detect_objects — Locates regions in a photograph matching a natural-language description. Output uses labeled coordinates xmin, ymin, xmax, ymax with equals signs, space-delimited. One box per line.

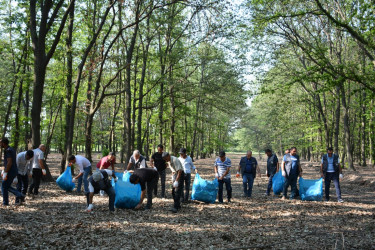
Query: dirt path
xmin=1 ymin=153 xmax=374 ymax=249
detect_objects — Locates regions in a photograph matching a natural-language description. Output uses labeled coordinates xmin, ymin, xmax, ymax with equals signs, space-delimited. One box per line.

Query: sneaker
xmin=227 ymin=199 xmax=231 ymax=203
xmin=264 ymin=193 xmax=270 ymax=196
xmin=281 ymin=196 xmax=286 ymax=200
xmin=338 ymin=199 xmax=344 ymax=203
xmin=169 ymin=207 xmax=178 ymax=213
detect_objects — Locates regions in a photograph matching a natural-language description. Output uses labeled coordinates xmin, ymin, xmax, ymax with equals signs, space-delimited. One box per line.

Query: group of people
xmin=1 ymin=137 xmax=344 ymax=212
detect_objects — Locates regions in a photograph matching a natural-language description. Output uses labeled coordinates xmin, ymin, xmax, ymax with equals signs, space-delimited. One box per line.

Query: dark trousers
xmin=242 ymin=173 xmax=254 ymax=197
xmin=182 ymin=173 xmax=191 ymax=201
xmin=266 ymin=174 xmax=274 ymax=195
xmin=283 ymin=174 xmax=298 ymax=198
xmin=218 ymin=178 xmax=232 ymax=202
xmin=325 ymin=172 xmax=342 ymax=200
xmin=16 ymin=174 xmax=29 ymax=202
xmin=103 ymin=186 xmax=116 ymax=211
xmin=172 ymin=173 xmax=184 ymax=209
xmin=146 ymin=175 xmax=159 ymax=208
xmin=2 ymin=172 xmax=23 ymax=205
xmin=154 ymin=169 xmax=166 ymax=198
xmin=29 ymin=168 xmax=42 ymax=195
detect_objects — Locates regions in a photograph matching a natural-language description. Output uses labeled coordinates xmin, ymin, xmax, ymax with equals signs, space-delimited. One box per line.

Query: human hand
xmin=215 ymin=173 xmax=219 ymax=179
xmin=339 ymin=173 xmax=343 ymax=179
xmin=236 ymin=172 xmax=240 ymax=178
xmin=195 ymin=169 xmax=198 ymax=174
xmin=72 ymin=178 xmax=77 ymax=183
xmin=135 ymin=204 xmax=143 ymax=210
xmin=87 ymin=204 xmax=94 ymax=212
xmin=114 ymin=177 xmax=118 ymax=183
xmin=42 ymin=169 xmax=46 ymax=175
xmin=173 ymin=181 xmax=179 ymax=188
xmin=2 ymin=171 xmax=8 ymax=181
xmin=282 ymin=171 xmax=286 ymax=177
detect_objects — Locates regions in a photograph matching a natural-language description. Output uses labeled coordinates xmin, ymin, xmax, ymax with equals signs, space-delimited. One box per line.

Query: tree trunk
xmin=341 ymin=84 xmax=355 ymax=170
xmin=334 ymin=85 xmax=341 ymax=154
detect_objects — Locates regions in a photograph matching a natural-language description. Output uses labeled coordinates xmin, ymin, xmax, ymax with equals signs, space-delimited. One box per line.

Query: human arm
xmin=219 ymin=167 xmax=230 ymax=180
xmin=135 ymin=190 xmax=146 ymax=209
xmin=126 ymin=162 xmax=133 ymax=171
xmin=276 ymin=161 xmax=280 ymax=173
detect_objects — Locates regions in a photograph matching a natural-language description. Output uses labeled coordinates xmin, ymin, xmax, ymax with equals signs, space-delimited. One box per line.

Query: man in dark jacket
xmin=320 ymin=147 xmax=343 ymax=203
xmin=130 ymin=168 xmax=159 ymax=210
xmin=237 ymin=151 xmax=261 ymax=198
xmin=265 ymin=149 xmax=279 ymax=196
xmin=86 ymin=170 xmax=117 ymax=212
xmin=281 ymin=147 xmax=302 ymax=200
xmin=150 ymin=145 xmax=167 ymax=198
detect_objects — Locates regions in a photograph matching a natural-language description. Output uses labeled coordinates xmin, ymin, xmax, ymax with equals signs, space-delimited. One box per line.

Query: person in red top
xmin=96 ymin=152 xmax=116 ymax=171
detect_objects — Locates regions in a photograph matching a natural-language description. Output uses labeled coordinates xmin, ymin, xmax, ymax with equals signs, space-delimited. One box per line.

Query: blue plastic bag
xmin=56 ymin=166 xmax=75 ymax=192
xmin=299 ymin=177 xmax=323 ymax=201
xmin=191 ymin=173 xmax=218 ymax=204
xmin=272 ymin=169 xmax=285 ymax=195
xmin=114 ymin=172 xmax=141 ymax=209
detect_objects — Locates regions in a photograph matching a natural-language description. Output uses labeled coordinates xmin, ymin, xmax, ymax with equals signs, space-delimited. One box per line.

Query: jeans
xmin=154 ymin=169 xmax=166 ymax=198
xmin=283 ymin=174 xmax=298 ymax=199
xmin=16 ymin=174 xmax=29 ymax=203
xmin=2 ymin=171 xmax=23 ymax=205
xmin=242 ymin=173 xmax=254 ymax=197
xmin=182 ymin=173 xmax=191 ymax=201
xmin=146 ymin=175 xmax=159 ymax=208
xmin=325 ymin=172 xmax=342 ymax=200
xmin=218 ymin=178 xmax=232 ymax=202
xmin=76 ymin=166 xmax=91 ymax=194
xmin=29 ymin=168 xmax=42 ymax=195
xmin=172 ymin=172 xmax=184 ymax=209
xmin=103 ymin=186 xmax=116 ymax=211
xmin=266 ymin=174 xmax=274 ymax=195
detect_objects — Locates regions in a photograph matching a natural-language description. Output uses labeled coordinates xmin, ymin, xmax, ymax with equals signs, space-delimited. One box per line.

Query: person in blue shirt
xmin=214 ymin=151 xmax=232 ymax=203
xmin=237 ymin=151 xmax=261 ymax=198
xmin=1 ymin=138 xmax=25 ymax=206
xmin=320 ymin=147 xmax=343 ymax=203
xmin=281 ymin=147 xmax=302 ymax=200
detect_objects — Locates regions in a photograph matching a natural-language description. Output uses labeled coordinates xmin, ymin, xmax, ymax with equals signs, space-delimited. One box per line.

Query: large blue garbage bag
xmin=56 ymin=166 xmax=75 ymax=192
xmin=299 ymin=177 xmax=323 ymax=201
xmin=191 ymin=173 xmax=219 ymax=204
xmin=272 ymin=169 xmax=285 ymax=195
xmin=114 ymin=172 xmax=141 ymax=209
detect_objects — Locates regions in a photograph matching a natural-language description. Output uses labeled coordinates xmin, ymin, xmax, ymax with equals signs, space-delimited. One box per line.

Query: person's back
xmin=5 ymin=146 xmax=17 ymax=175
xmin=32 ymin=148 xmax=44 ymax=169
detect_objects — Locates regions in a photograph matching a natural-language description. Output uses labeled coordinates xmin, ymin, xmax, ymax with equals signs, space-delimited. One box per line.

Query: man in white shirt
xmin=163 ymin=152 xmax=184 ymax=213
xmin=178 ymin=148 xmax=197 ymax=203
xmin=28 ymin=144 xmax=46 ymax=197
xmin=68 ymin=155 xmax=92 ymax=194
xmin=15 ymin=150 xmax=34 ymax=204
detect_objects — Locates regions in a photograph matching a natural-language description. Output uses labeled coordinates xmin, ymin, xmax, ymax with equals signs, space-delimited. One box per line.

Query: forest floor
xmin=1 ymin=153 xmax=375 ymax=249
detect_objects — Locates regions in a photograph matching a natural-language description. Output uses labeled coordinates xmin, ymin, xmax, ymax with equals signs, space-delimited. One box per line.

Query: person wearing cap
xmin=215 ymin=151 xmax=232 ymax=203
xmin=150 ymin=145 xmax=167 ymax=198
xmin=320 ymin=147 xmax=344 ymax=203
xmin=163 ymin=152 xmax=184 ymax=213
xmin=237 ymin=151 xmax=260 ymax=198
xmin=15 ymin=150 xmax=34 ymax=204
xmin=178 ymin=148 xmax=197 ymax=203
xmin=86 ymin=169 xmax=117 ymax=212
xmin=68 ymin=155 xmax=92 ymax=194
xmin=28 ymin=144 xmax=46 ymax=197
xmin=129 ymin=168 xmax=159 ymax=210
xmin=126 ymin=150 xmax=148 ymax=171
xmin=264 ymin=149 xmax=279 ymax=196
xmin=96 ymin=152 xmax=116 ymax=171
xmin=1 ymin=138 xmax=25 ymax=206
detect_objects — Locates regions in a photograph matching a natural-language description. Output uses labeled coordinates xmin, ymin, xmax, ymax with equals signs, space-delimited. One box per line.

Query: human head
xmin=0 ymin=138 xmax=9 ymax=148
xmin=290 ymin=147 xmax=297 ymax=156
xmin=219 ymin=151 xmax=226 ymax=161
xmin=157 ymin=144 xmax=164 ymax=153
xmin=68 ymin=155 xmax=76 ymax=164
xmin=179 ymin=148 xmax=187 ymax=158
xmin=108 ymin=152 xmax=116 ymax=161
xmin=162 ymin=152 xmax=170 ymax=162
xmin=39 ymin=144 xmax=46 ymax=152
xmin=327 ymin=147 xmax=333 ymax=156
xmin=133 ymin=150 xmax=140 ymax=160
xmin=92 ymin=171 xmax=102 ymax=182
xmin=26 ymin=150 xmax=34 ymax=160
xmin=265 ymin=149 xmax=272 ymax=157
xmin=129 ymin=174 xmax=140 ymax=184
xmin=285 ymin=149 xmax=290 ymax=154
xmin=246 ymin=151 xmax=252 ymax=158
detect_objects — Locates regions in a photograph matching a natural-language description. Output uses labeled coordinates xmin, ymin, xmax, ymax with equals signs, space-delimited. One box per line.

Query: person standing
xmin=178 ymin=148 xmax=197 ymax=203
xmin=126 ymin=150 xmax=148 ymax=171
xmin=281 ymin=147 xmax=302 ymax=200
xmin=150 ymin=145 xmax=167 ymax=198
xmin=86 ymin=170 xmax=117 ymax=212
xmin=28 ymin=144 xmax=47 ymax=197
xmin=96 ymin=152 xmax=116 ymax=171
xmin=129 ymin=168 xmax=159 ymax=210
xmin=237 ymin=151 xmax=260 ymax=198
xmin=15 ymin=150 xmax=34 ymax=204
xmin=320 ymin=147 xmax=344 ymax=203
xmin=265 ymin=149 xmax=279 ymax=196
xmin=215 ymin=151 xmax=232 ymax=203
xmin=1 ymin=138 xmax=25 ymax=206
xmin=163 ymin=152 xmax=184 ymax=213
xmin=69 ymin=155 xmax=92 ymax=194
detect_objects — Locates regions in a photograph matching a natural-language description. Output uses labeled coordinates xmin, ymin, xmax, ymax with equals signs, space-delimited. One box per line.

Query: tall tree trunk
xmin=334 ymin=86 xmax=341 ymax=154
xmin=341 ymin=84 xmax=355 ymax=170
